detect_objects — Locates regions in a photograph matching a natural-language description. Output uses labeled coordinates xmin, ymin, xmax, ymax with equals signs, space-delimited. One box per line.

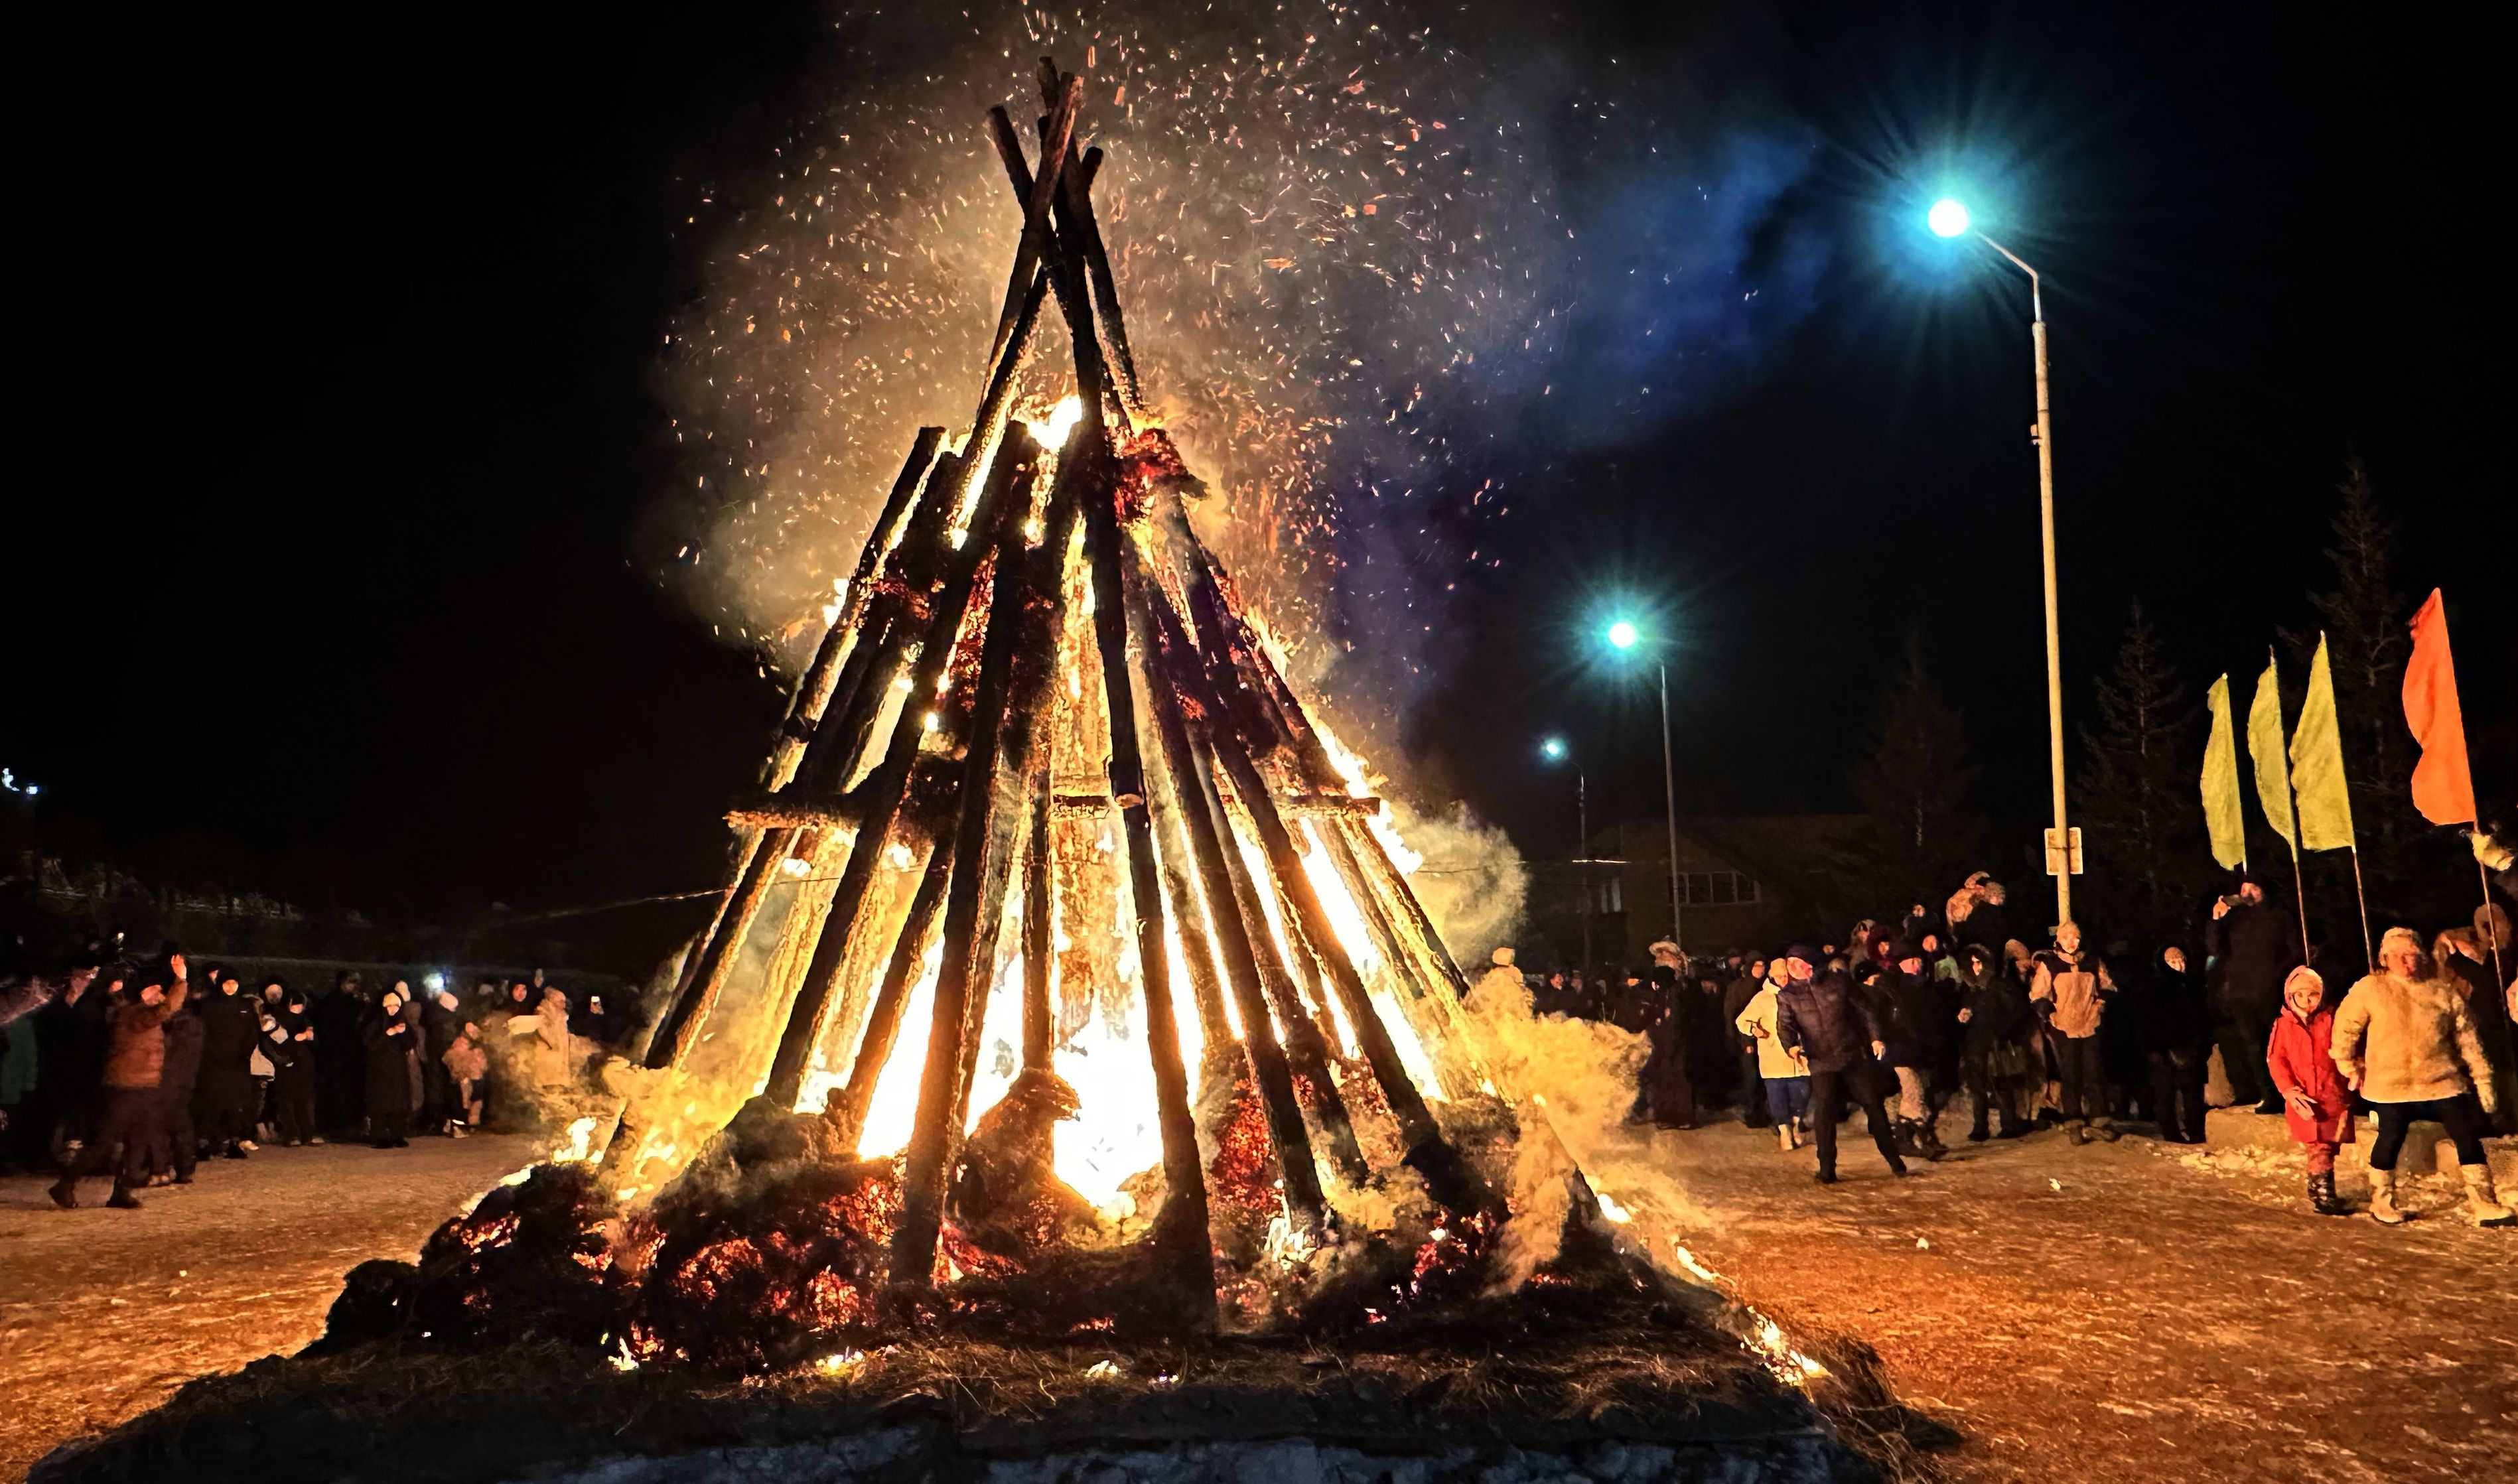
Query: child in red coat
xmin=2266 ymin=965 xmax=2355 ymax=1215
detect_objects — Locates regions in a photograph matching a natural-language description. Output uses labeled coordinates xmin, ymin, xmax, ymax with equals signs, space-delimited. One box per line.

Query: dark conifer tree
xmin=2282 ymin=456 xmax=2413 ymax=896
xmin=1844 ymin=630 xmax=1983 ymax=911
xmin=2074 ymin=604 xmax=2202 ymax=946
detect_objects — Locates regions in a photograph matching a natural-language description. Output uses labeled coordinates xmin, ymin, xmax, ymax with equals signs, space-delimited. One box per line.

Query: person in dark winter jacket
xmin=1880 ymin=944 xmax=1953 ymax=1160
xmin=362 ymin=986 xmax=417 ymax=1148
xmin=1774 ymin=946 xmax=1907 ymax=1184
xmin=1638 ymin=945 xmax=1697 ymax=1128
xmin=49 ymin=957 xmax=188 ymax=1209
xmin=265 ymin=982 xmax=320 ymax=1145
xmin=153 ymin=988 xmax=206 ymax=1182
xmin=2434 ymin=927 xmax=2516 ymax=1134
xmin=31 ymin=965 xmax=109 ymax=1158
xmin=421 ymin=986 xmax=465 ymax=1136
xmin=1955 ymin=944 xmax=2032 ymax=1141
xmin=193 ymin=969 xmax=261 ymax=1159
xmin=2127 ymin=947 xmax=2213 ymax=1143
xmin=314 ymin=973 xmax=370 ymax=1135
xmin=2207 ymin=876 xmax=2304 ymax=1114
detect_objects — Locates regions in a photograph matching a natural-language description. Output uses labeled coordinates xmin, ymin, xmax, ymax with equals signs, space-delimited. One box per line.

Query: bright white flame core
xmin=1032 ymin=394 xmax=1086 ymax=450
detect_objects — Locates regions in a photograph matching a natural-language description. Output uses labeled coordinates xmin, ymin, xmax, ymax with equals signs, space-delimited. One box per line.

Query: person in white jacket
xmin=1736 ymin=957 xmax=1811 ymax=1152
xmin=2330 ymin=926 xmax=2513 ymax=1228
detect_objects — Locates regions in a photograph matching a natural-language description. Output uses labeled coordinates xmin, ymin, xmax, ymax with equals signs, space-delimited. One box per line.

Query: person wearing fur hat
xmin=2330 ymin=927 xmax=2512 ymax=1227
xmin=2266 ymin=967 xmax=2354 ymax=1215
xmin=1944 ymin=872 xmax=2012 ymax=955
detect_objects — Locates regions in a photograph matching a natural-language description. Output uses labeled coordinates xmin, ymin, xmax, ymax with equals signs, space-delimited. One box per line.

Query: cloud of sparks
xmin=648 ymin=0 xmax=1823 ymax=757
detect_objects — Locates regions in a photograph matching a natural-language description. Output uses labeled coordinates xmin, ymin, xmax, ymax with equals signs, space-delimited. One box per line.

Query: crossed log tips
xmin=617 ymin=54 xmax=1505 ymax=1321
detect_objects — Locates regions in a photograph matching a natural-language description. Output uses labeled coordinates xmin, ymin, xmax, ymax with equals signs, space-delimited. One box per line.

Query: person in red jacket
xmin=2265 ymin=965 xmax=2353 ymax=1216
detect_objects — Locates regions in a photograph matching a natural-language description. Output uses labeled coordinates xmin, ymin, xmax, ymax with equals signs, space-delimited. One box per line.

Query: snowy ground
xmin=0 ymin=1135 xmax=538 ymax=1481
xmin=1582 ymin=1113 xmax=2518 ymax=1484
xmin=2 ymin=1116 xmax=2510 ymax=1483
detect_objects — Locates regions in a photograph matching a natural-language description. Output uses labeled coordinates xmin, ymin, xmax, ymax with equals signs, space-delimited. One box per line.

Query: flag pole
xmin=2482 ymin=856 xmax=2509 ymax=989
xmin=2269 ymin=647 xmax=2312 ymax=962
xmin=2346 ymin=846 xmax=2373 ymax=973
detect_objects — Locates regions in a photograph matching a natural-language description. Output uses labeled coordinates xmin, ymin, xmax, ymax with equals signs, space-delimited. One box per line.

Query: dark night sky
xmin=8 ymin=3 xmax=2510 ymax=937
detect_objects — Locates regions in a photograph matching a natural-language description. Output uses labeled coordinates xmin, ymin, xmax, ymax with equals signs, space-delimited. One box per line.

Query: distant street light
xmin=1927 ymin=197 xmax=2078 ymax=927
xmin=1540 ymin=736 xmax=1591 ymax=970
xmin=1602 ymin=619 xmax=1685 ymax=955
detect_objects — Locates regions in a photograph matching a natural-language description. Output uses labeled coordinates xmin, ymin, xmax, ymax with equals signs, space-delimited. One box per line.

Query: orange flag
xmin=2402 ymin=588 xmax=2476 ymax=826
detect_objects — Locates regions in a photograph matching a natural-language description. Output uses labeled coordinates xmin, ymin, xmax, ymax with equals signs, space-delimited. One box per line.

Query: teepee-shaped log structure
xmin=608 ymin=58 xmax=1522 ymax=1331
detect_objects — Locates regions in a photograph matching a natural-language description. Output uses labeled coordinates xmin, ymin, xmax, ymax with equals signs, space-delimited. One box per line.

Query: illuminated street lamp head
xmin=1927 ymin=198 xmax=1972 ymax=239
xmin=1606 ymin=620 xmax=1641 ymax=651
xmin=1540 ymin=736 xmax=1569 ymax=762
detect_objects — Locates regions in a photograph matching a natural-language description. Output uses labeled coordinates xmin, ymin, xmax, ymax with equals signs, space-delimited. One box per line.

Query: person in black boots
xmin=362 ymin=985 xmax=417 ymax=1148
xmin=1724 ymin=957 xmax=1772 ymax=1128
xmin=1881 ymin=943 xmax=1953 ymax=1160
xmin=1955 ymin=944 xmax=2032 ymax=1141
xmin=194 ymin=968 xmax=261 ymax=1159
xmin=2131 ymin=946 xmax=2213 ymax=1143
xmin=2207 ymin=874 xmax=2303 ymax=1114
xmin=153 ymin=980 xmax=206 ymax=1183
xmin=1775 ymin=945 xmax=1907 ymax=1185
xmin=2031 ymin=921 xmax=2120 ymax=1144
xmin=262 ymin=980 xmax=315 ymax=1144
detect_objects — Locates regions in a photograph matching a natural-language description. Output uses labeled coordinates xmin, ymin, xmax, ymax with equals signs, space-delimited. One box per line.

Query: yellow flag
xmin=2245 ymin=653 xmax=2296 ymax=856
xmin=2201 ymin=675 xmax=2247 ymax=870
xmin=2289 ymin=634 xmax=2356 ymax=850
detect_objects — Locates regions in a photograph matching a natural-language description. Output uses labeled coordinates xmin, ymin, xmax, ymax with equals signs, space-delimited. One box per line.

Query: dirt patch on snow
xmin=1590 ymin=1118 xmax=2517 ymax=1484
xmin=0 ymin=1136 xmax=541 ymax=1481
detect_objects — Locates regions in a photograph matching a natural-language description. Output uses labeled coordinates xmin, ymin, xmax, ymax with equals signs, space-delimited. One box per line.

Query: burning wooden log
xmin=1077 ymin=434 xmax=1214 ymax=1323
xmin=760 ymin=442 xmax=1038 ymax=1109
xmin=1128 ymin=548 xmax=1328 ymax=1232
xmin=822 ymin=833 xmax=949 ymax=1147
xmin=891 ymin=444 xmax=1060 ymax=1296
xmin=636 ymin=429 xmax=947 ymax=1076
xmin=1018 ymin=767 xmax=1054 ymax=1070
xmin=1141 ymin=584 xmax=1492 ymax=1217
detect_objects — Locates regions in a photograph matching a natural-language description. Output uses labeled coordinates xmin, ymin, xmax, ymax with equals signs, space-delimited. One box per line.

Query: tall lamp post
xmin=1540 ymin=736 xmax=1591 ymax=971
xmin=1606 ymin=620 xmax=1685 ymax=955
xmin=1929 ymin=197 xmax=2077 ymax=926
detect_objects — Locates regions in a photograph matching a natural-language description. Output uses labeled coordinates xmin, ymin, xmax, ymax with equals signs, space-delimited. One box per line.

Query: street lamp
xmin=1929 ymin=196 xmax=2077 ymax=927
xmin=1603 ymin=618 xmax=1685 ymax=955
xmin=1539 ymin=736 xmax=1591 ymax=971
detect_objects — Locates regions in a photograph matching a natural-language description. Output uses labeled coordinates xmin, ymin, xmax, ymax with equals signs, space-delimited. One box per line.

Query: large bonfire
xmin=323 ymin=57 xmax=1762 ymax=1379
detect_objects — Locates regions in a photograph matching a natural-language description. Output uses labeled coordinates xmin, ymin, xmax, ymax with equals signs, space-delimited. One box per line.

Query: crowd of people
xmin=1480 ymin=866 xmax=2518 ymax=1227
xmin=0 ymin=945 xmax=629 ymax=1210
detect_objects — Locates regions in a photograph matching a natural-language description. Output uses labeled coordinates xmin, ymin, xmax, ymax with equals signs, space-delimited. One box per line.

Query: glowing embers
xmin=620 ymin=1156 xmax=905 ymax=1371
